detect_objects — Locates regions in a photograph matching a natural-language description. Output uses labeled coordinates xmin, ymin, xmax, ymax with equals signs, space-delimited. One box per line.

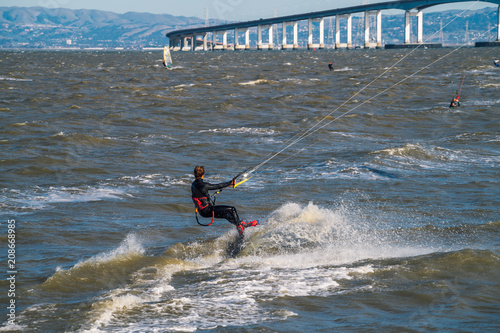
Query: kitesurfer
xmin=328 ymin=62 xmax=334 ymax=71
xmin=191 ymin=166 xmax=258 ymax=234
xmin=494 ymin=60 xmax=499 ymax=67
xmin=449 ymin=97 xmax=460 ymax=108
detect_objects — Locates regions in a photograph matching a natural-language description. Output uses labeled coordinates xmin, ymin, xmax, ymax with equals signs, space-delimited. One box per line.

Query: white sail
xmin=163 ymin=46 xmax=172 ymax=68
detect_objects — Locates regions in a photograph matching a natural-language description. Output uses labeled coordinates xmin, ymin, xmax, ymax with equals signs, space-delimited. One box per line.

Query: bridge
xmin=166 ymin=0 xmax=500 ymax=51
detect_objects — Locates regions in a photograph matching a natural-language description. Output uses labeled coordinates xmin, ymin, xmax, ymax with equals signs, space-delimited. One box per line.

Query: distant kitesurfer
xmin=494 ymin=60 xmax=499 ymax=67
xmin=191 ymin=166 xmax=258 ymax=234
xmin=449 ymin=97 xmax=460 ymax=108
xmin=328 ymin=62 xmax=334 ymax=71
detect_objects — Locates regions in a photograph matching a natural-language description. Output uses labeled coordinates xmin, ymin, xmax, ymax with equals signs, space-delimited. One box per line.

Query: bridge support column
xmin=258 ymin=24 xmax=273 ymax=50
xmin=405 ymin=10 xmax=423 ymax=44
xmin=202 ymin=33 xmax=208 ymax=51
xmin=173 ymin=37 xmax=180 ymax=51
xmin=223 ymin=31 xmax=228 ymax=50
xmin=235 ymin=28 xmax=241 ymax=50
xmin=364 ymin=10 xmax=382 ymax=48
xmin=244 ymin=28 xmax=250 ymax=49
xmin=182 ymin=36 xmax=190 ymax=51
xmin=194 ymin=34 xmax=206 ymax=51
xmin=417 ymin=10 xmax=423 ymax=43
xmin=282 ymin=21 xmax=298 ymax=50
xmin=376 ymin=10 xmax=382 ymax=48
xmin=212 ymin=31 xmax=228 ymax=50
xmin=335 ymin=14 xmax=352 ymax=49
xmin=497 ymin=5 xmax=500 ymax=41
xmin=235 ymin=28 xmax=250 ymax=50
xmin=308 ymin=17 xmax=325 ymax=49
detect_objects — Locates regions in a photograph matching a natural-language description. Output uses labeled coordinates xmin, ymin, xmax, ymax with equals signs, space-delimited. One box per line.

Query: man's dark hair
xmin=194 ymin=166 xmax=205 ymax=179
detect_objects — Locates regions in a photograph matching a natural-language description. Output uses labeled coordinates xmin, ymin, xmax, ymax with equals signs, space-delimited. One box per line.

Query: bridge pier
xmin=203 ymin=33 xmax=208 ymax=51
xmin=192 ymin=33 xmax=205 ymax=51
xmin=365 ymin=10 xmax=382 ymax=48
xmin=168 ymin=37 xmax=175 ymax=50
xmin=498 ymin=5 xmax=500 ymax=41
xmin=181 ymin=36 xmax=191 ymax=51
xmin=235 ymin=27 xmax=250 ymax=50
xmin=405 ymin=9 xmax=423 ymax=44
xmin=213 ymin=30 xmax=228 ymax=50
xmin=282 ymin=21 xmax=299 ymax=50
xmin=258 ymin=24 xmax=274 ymax=50
xmin=336 ymin=14 xmax=353 ymax=49
xmin=308 ymin=18 xmax=325 ymax=49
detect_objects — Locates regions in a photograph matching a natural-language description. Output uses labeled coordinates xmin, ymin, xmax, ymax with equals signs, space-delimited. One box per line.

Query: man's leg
xmin=212 ymin=205 xmax=240 ymax=226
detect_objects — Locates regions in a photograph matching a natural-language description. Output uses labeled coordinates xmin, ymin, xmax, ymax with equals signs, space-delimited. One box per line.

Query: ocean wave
xmin=335 ymin=66 xmax=353 ymax=71
xmin=74 ymin=236 xmax=202 ymax=332
xmin=466 ymin=98 xmax=500 ymax=106
xmin=76 ymin=202 xmax=480 ymax=331
xmin=120 ymin=173 xmax=185 ymax=187
xmin=199 ymin=127 xmax=276 ymax=135
xmin=40 ymin=234 xmax=147 ymax=293
xmin=0 ymin=77 xmax=33 ymax=82
xmin=4 ymin=185 xmax=127 ymax=211
xmin=371 ymin=143 xmax=500 ymax=170
xmin=25 ymin=203 xmax=498 ymax=332
xmin=238 ymin=79 xmax=276 ymax=85
xmin=282 ymin=162 xmax=398 ymax=182
xmin=47 ymin=132 xmax=119 ymax=147
xmin=371 ymin=143 xmax=466 ymax=168
xmin=370 ymin=248 xmax=500 ymax=284
xmin=244 ymin=202 xmax=439 ymax=263
xmin=172 ymin=83 xmax=195 ymax=89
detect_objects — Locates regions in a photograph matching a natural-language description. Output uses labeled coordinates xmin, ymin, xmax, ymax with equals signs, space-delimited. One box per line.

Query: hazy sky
xmin=2 ymin=0 xmax=494 ymax=21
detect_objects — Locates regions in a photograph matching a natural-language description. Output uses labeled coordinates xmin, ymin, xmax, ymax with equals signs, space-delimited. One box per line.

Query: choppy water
xmin=0 ymin=47 xmax=499 ymax=332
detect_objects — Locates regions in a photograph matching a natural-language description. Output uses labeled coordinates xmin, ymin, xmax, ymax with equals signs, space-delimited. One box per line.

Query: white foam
xmin=76 ymin=203 xmax=440 ymax=332
xmin=8 ymin=185 xmax=127 ymax=210
xmin=238 ymin=79 xmax=270 ymax=85
xmin=0 ymin=323 xmax=26 ymax=332
xmin=0 ymin=77 xmax=33 ymax=82
xmin=199 ymin=127 xmax=276 ymax=135
xmin=335 ymin=66 xmax=352 ymax=72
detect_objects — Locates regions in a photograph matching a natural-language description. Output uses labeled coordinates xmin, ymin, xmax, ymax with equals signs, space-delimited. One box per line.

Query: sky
xmin=2 ymin=0 xmax=495 ymax=21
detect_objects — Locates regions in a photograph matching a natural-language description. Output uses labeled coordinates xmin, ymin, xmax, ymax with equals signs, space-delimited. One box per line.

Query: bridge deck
xmin=167 ymin=0 xmax=500 ymax=38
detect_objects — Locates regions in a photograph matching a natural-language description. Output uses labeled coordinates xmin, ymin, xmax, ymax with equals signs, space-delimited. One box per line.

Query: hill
xmin=0 ymin=6 xmax=496 ymax=49
xmin=0 ymin=6 xmax=208 ymax=49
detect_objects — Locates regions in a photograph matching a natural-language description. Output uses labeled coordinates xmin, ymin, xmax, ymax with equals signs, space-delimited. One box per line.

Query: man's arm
xmin=203 ymin=180 xmax=233 ymax=191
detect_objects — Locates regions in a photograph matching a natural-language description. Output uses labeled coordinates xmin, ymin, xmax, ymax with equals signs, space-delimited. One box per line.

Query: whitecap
xmin=199 ymin=127 xmax=276 ymax=135
xmin=238 ymin=79 xmax=269 ymax=85
xmin=0 ymin=77 xmax=33 ymax=82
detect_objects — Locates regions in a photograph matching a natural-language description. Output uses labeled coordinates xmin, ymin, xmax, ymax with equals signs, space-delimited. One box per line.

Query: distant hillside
xmin=0 ymin=6 xmax=497 ymax=49
xmin=0 ymin=6 xmax=209 ymax=49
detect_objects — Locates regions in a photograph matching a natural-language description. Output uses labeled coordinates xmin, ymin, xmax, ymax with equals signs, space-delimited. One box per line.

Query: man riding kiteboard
xmin=191 ymin=166 xmax=258 ymax=234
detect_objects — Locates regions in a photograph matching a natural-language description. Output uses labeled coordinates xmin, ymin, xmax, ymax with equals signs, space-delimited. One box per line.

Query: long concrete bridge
xmin=166 ymin=0 xmax=500 ymax=51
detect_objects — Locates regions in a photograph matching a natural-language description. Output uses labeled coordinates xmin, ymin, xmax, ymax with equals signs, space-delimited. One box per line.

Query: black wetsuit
xmin=191 ymin=178 xmax=240 ymax=225
xmin=449 ymin=99 xmax=460 ymax=108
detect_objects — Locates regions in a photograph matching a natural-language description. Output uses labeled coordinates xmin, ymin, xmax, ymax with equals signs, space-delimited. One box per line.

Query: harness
xmin=193 ymin=190 xmax=221 ymax=227
xmin=195 ymin=207 xmax=215 ymax=226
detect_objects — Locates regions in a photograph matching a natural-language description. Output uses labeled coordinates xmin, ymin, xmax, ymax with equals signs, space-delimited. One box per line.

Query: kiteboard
xmin=163 ymin=46 xmax=172 ymax=69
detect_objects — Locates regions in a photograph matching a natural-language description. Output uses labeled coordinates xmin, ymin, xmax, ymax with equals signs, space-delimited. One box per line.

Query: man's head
xmin=194 ymin=165 xmax=205 ymax=179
